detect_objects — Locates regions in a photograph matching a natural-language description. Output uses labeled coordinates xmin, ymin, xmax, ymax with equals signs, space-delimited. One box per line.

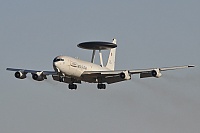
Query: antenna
xmin=77 ymin=39 xmax=117 ymax=67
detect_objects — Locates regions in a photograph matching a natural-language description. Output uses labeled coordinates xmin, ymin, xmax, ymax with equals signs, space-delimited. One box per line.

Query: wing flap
xmin=140 ymin=72 xmax=152 ymax=78
xmin=81 ymin=70 xmax=126 ymax=83
xmin=82 ymin=70 xmax=122 ymax=77
xmin=104 ymin=75 xmax=125 ymax=84
xmin=52 ymin=75 xmax=81 ymax=83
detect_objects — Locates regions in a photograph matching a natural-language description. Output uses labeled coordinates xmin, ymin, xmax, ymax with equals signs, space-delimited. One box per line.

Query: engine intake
xmin=15 ymin=71 xmax=26 ymax=79
xmin=32 ymin=72 xmax=46 ymax=81
xmin=151 ymin=69 xmax=162 ymax=78
xmin=120 ymin=71 xmax=131 ymax=80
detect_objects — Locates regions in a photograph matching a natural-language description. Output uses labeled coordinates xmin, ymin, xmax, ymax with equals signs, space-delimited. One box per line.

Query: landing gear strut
xmin=68 ymin=84 xmax=77 ymax=90
xmin=97 ymin=84 xmax=106 ymax=89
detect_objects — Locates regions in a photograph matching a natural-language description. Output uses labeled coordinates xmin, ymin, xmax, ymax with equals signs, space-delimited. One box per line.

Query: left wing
xmin=129 ymin=65 xmax=195 ymax=78
xmin=81 ymin=65 xmax=195 ymax=84
xmin=6 ymin=68 xmax=57 ymax=81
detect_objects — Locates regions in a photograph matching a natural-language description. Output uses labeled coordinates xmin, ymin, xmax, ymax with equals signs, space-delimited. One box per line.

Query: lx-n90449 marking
xmin=7 ymin=39 xmax=195 ymax=90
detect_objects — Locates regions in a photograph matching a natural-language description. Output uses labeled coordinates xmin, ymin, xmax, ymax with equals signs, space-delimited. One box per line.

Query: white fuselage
xmin=53 ymin=56 xmax=111 ymax=79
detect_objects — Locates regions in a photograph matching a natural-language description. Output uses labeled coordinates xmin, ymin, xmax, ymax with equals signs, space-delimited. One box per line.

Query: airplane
xmin=6 ymin=39 xmax=195 ymax=90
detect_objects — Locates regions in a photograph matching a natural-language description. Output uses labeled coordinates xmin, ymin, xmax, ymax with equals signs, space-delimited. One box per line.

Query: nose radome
xmin=53 ymin=57 xmax=58 ymax=66
xmin=53 ymin=58 xmax=59 ymax=72
xmin=53 ymin=57 xmax=58 ymax=62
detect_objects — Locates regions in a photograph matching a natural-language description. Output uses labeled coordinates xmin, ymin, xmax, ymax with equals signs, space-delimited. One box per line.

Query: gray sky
xmin=0 ymin=0 xmax=200 ymax=133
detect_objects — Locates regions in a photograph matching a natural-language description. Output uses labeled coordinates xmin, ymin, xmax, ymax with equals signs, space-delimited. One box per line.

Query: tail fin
xmin=106 ymin=39 xmax=117 ymax=70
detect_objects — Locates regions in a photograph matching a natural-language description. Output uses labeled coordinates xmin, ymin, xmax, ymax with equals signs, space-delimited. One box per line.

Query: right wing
xmin=6 ymin=68 xmax=57 ymax=75
xmin=6 ymin=67 xmax=81 ymax=83
xmin=6 ymin=67 xmax=57 ymax=81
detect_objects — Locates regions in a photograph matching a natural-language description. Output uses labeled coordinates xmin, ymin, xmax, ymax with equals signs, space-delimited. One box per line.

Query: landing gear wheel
xmin=103 ymin=84 xmax=106 ymax=89
xmin=68 ymin=84 xmax=77 ymax=90
xmin=97 ymin=84 xmax=106 ymax=89
xmin=59 ymin=77 xmax=64 ymax=82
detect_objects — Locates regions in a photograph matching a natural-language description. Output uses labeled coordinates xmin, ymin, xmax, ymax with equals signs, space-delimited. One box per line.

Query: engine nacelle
xmin=15 ymin=71 xmax=26 ymax=79
xmin=32 ymin=72 xmax=46 ymax=81
xmin=151 ymin=69 xmax=162 ymax=78
xmin=120 ymin=70 xmax=131 ymax=80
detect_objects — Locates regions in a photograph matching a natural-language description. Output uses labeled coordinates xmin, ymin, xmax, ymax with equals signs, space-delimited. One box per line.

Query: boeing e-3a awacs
xmin=7 ymin=39 xmax=194 ymax=89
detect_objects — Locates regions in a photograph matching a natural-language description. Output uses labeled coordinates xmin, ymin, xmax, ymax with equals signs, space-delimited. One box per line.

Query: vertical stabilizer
xmin=106 ymin=39 xmax=117 ymax=70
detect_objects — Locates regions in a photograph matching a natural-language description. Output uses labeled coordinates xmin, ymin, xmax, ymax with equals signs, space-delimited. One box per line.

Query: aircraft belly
xmin=81 ymin=78 xmax=97 ymax=83
xmin=62 ymin=66 xmax=82 ymax=78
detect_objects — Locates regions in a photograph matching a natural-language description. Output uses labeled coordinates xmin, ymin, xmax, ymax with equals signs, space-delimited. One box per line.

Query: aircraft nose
xmin=53 ymin=56 xmax=65 ymax=67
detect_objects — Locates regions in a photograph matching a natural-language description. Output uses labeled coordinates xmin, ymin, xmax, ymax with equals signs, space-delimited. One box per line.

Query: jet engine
xmin=120 ymin=70 xmax=131 ymax=80
xmin=151 ymin=69 xmax=162 ymax=78
xmin=32 ymin=72 xmax=46 ymax=81
xmin=15 ymin=71 xmax=26 ymax=79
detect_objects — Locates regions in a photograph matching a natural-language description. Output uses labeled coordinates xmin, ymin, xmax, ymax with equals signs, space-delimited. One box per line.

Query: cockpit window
xmin=53 ymin=58 xmax=64 ymax=62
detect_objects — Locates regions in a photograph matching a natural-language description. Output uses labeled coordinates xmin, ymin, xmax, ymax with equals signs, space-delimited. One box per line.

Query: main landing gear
xmin=97 ymin=83 xmax=106 ymax=89
xmin=68 ymin=84 xmax=77 ymax=90
xmin=59 ymin=77 xmax=77 ymax=90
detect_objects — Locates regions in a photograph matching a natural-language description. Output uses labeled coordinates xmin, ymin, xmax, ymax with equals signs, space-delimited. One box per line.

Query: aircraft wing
xmin=6 ymin=68 xmax=57 ymax=75
xmin=81 ymin=65 xmax=195 ymax=84
xmin=129 ymin=65 xmax=195 ymax=78
xmin=129 ymin=65 xmax=195 ymax=74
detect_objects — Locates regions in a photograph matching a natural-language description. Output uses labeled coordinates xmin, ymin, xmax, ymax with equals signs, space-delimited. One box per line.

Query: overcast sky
xmin=0 ymin=1 xmax=200 ymax=133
